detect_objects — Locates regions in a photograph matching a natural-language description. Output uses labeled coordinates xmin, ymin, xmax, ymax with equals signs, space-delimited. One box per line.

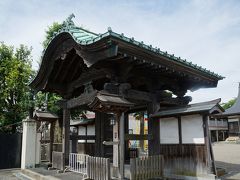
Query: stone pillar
xmin=21 ymin=119 xmax=37 ymax=169
xmin=35 ymin=132 xmax=41 ymax=165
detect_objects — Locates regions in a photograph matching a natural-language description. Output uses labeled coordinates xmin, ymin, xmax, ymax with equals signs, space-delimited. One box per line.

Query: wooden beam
xmin=125 ymin=134 xmax=153 ymax=140
xmin=117 ymin=42 xmax=219 ymax=82
xmin=67 ymin=69 xmax=109 ymax=93
xmin=160 ymin=96 xmax=192 ymax=106
xmin=125 ymin=89 xmax=152 ymax=102
xmin=70 ymin=135 xmax=95 ymax=140
xmin=45 ymin=82 xmax=67 ymax=94
xmin=67 ymin=91 xmax=97 ymax=109
xmin=52 ymin=59 xmax=64 ymax=82
xmin=79 ymin=44 xmax=118 ymax=67
xmin=58 ymin=54 xmax=79 ymax=83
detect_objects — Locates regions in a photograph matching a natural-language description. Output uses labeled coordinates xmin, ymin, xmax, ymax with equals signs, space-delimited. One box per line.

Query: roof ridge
xmin=42 ymin=14 xmax=223 ymax=81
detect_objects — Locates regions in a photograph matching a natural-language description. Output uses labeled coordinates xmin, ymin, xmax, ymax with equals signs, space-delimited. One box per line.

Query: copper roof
xmin=151 ymin=99 xmax=223 ymax=118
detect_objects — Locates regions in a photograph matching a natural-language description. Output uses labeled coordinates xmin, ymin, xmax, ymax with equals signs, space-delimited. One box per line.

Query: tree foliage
xmin=42 ymin=22 xmax=63 ymax=49
xmin=221 ymin=98 xmax=237 ymax=110
xmin=34 ymin=92 xmax=62 ymax=114
xmin=0 ymin=42 xmax=33 ymax=132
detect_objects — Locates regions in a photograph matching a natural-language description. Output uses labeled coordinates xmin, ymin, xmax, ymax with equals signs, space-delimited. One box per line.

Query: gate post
xmin=21 ymin=118 xmax=37 ymax=169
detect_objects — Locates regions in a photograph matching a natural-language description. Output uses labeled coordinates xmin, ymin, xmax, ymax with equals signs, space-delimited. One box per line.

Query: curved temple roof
xmin=45 ymin=15 xmax=223 ymax=78
xmin=30 ymin=14 xmax=223 ymax=97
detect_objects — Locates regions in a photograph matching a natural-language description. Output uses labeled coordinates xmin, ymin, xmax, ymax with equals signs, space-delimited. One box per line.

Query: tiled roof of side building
xmin=44 ymin=14 xmax=224 ymax=80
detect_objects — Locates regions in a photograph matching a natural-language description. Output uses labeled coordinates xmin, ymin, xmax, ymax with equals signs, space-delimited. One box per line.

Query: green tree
xmin=34 ymin=91 xmax=61 ymax=114
xmin=0 ymin=42 xmax=33 ymax=133
xmin=221 ymin=98 xmax=237 ymax=110
xmin=42 ymin=22 xmax=63 ymax=49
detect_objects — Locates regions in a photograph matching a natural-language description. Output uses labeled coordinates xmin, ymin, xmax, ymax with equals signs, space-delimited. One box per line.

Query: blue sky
xmin=1 ymin=0 xmax=240 ymax=103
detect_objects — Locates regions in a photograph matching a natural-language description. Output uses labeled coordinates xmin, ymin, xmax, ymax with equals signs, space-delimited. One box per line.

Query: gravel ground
xmin=213 ymin=142 xmax=240 ymax=179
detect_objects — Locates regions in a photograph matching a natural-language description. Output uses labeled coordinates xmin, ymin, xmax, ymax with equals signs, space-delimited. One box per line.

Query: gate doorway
xmin=0 ymin=133 xmax=22 ymax=169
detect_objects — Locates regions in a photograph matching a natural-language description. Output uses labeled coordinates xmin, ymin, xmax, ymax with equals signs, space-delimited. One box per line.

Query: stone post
xmin=35 ymin=132 xmax=41 ymax=165
xmin=21 ymin=119 xmax=37 ymax=169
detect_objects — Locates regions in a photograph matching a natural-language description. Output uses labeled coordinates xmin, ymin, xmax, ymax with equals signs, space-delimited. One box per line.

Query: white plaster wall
xmin=228 ymin=118 xmax=239 ymax=123
xmin=160 ymin=117 xmax=179 ymax=144
xmin=181 ymin=115 xmax=205 ymax=144
xmin=87 ymin=125 xmax=95 ymax=135
xmin=87 ymin=124 xmax=95 ymax=143
xmin=78 ymin=126 xmax=86 ymax=143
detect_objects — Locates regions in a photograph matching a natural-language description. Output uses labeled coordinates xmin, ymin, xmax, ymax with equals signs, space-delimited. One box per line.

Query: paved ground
xmin=0 ymin=169 xmax=21 ymax=180
xmin=213 ymin=142 xmax=240 ymax=179
xmin=31 ymin=168 xmax=84 ymax=180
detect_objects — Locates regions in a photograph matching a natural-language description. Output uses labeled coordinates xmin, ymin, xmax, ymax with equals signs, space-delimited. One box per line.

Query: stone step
xmin=14 ymin=172 xmax=34 ymax=180
xmin=20 ymin=169 xmax=60 ymax=180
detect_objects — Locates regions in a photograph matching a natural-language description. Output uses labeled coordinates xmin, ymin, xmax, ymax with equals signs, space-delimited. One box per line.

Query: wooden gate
xmin=0 ymin=133 xmax=22 ymax=169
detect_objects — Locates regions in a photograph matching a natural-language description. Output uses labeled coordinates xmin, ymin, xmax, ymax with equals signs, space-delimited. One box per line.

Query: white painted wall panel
xmin=87 ymin=125 xmax=95 ymax=143
xmin=78 ymin=126 xmax=86 ymax=143
xmin=87 ymin=125 xmax=95 ymax=135
xmin=181 ymin=115 xmax=205 ymax=144
xmin=160 ymin=117 xmax=179 ymax=144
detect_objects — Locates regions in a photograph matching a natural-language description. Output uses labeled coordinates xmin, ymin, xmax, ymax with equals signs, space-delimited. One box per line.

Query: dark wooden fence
xmin=0 ymin=133 xmax=22 ymax=169
xmin=160 ymin=144 xmax=208 ymax=176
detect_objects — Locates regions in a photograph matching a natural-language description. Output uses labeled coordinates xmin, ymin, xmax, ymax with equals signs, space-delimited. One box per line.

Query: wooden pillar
xmin=139 ymin=112 xmax=145 ymax=152
xmin=203 ymin=115 xmax=210 ymax=167
xmin=95 ymin=112 xmax=104 ymax=157
xmin=62 ymin=108 xmax=70 ymax=166
xmin=203 ymin=115 xmax=216 ymax=175
xmin=216 ymin=130 xmax=219 ymax=142
xmin=178 ymin=116 xmax=182 ymax=154
xmin=49 ymin=121 xmax=55 ymax=163
xmin=147 ymin=101 xmax=160 ymax=155
xmin=95 ymin=112 xmax=101 ymax=156
xmin=119 ymin=112 xmax=125 ymax=179
xmin=112 ymin=114 xmax=119 ymax=178
xmin=124 ymin=113 xmax=129 ymax=161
